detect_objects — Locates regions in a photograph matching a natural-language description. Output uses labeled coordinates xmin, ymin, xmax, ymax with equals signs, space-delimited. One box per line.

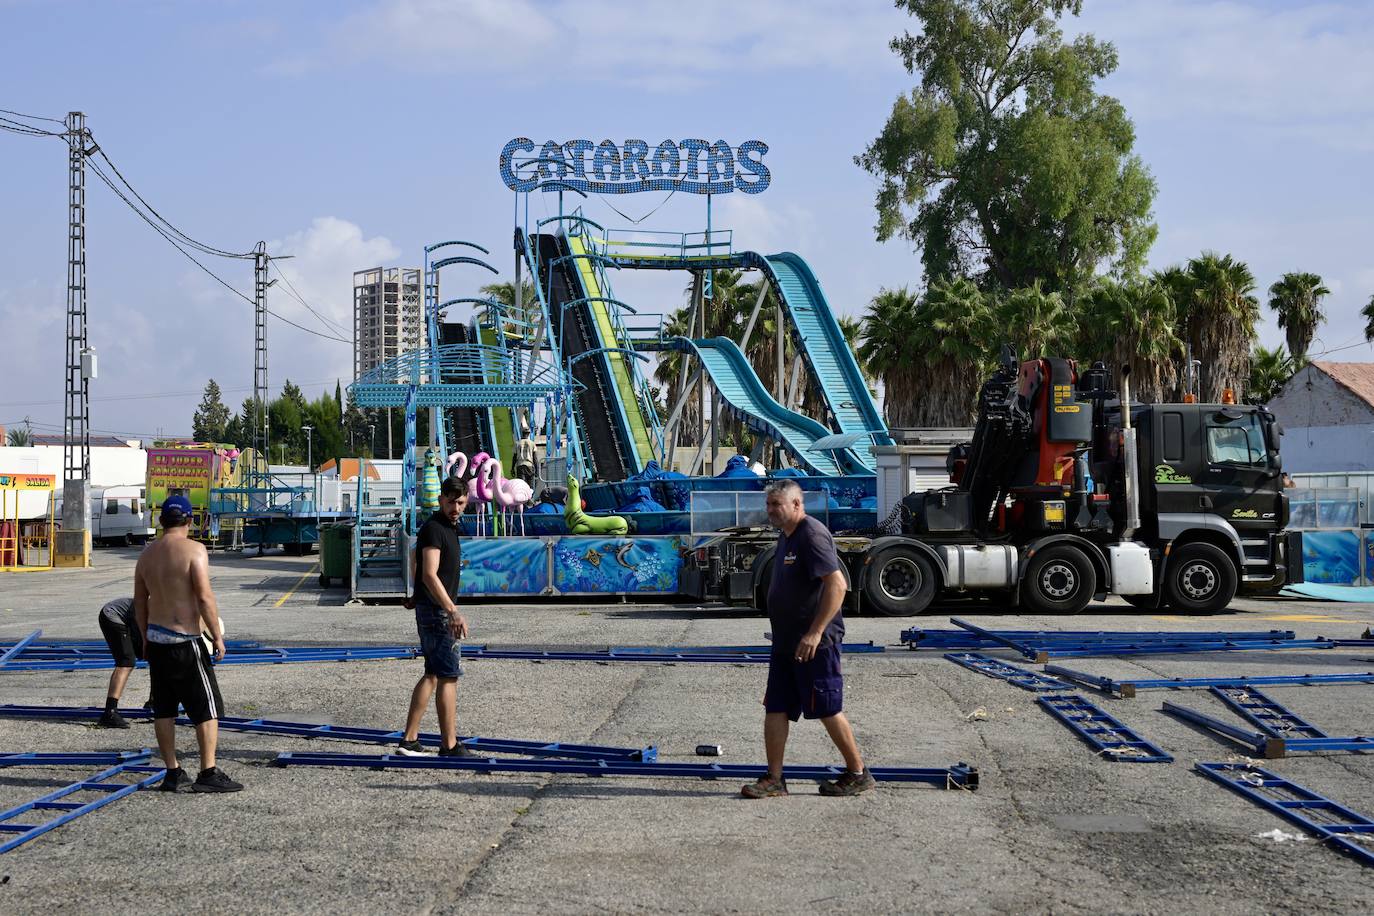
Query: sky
xmin=1 ymin=0 xmax=1371 ymax=442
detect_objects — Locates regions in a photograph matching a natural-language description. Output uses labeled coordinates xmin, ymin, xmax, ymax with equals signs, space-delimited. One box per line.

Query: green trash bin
xmin=319 ymin=524 xmax=353 ymax=588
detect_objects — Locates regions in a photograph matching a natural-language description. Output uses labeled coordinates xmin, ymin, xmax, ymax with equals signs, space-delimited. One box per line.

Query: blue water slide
xmin=671 ymin=337 xmax=871 ymax=477
xmin=747 ymin=252 xmax=891 ymax=467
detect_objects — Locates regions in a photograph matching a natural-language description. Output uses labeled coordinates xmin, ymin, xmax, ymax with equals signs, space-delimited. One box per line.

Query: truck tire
xmin=1163 ymin=543 xmax=1237 ymax=614
xmin=752 ymin=557 xmax=773 ymax=614
xmin=1022 ymin=545 xmax=1097 ymax=615
xmin=863 ymin=545 xmax=937 ymax=616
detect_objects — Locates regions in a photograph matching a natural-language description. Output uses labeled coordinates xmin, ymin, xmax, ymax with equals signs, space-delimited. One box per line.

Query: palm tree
xmin=5 ymin=423 xmax=32 ymax=447
xmin=1246 ymin=345 xmax=1300 ymax=405
xmin=860 ymin=280 xmax=994 ymax=428
xmin=1267 ymin=272 xmax=1329 ymax=361
xmin=1174 ymin=252 xmax=1261 ymax=402
xmin=997 ymin=281 xmax=1075 ymax=362
xmin=1076 ymin=278 xmax=1183 ymax=403
xmin=1363 ymin=293 xmax=1374 ymax=344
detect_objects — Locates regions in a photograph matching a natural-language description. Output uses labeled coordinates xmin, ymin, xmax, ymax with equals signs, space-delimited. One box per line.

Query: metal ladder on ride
xmin=351 ymin=472 xmax=406 ymax=599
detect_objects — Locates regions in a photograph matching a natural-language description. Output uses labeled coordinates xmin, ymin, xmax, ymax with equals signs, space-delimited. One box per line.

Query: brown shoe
xmin=819 ymin=768 xmax=876 ymax=796
xmin=740 ymin=774 xmax=788 ymax=798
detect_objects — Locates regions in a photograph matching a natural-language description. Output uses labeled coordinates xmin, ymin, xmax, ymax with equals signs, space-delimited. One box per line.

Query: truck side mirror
xmin=1264 ymin=421 xmax=1282 ymax=454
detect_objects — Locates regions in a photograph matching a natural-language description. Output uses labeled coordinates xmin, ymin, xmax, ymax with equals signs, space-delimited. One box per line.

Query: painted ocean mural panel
xmin=552 ymin=536 xmax=683 ymax=594
xmin=459 ymin=537 xmax=550 ymax=595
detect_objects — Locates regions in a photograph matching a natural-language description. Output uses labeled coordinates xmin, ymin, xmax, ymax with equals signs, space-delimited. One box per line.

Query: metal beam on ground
xmin=0 ymin=706 xmax=657 ymax=762
xmin=0 ymin=750 xmax=152 ymax=767
xmin=1196 ymin=763 xmax=1374 ymax=868
xmin=1044 ymin=669 xmax=1374 ymax=699
xmin=1209 ymin=686 xmax=1331 ymax=740
xmin=943 ymin=653 xmax=1075 ymax=692
xmin=275 ymin=752 xmax=980 ymax=789
xmin=902 ymin=627 xmax=1298 ymax=649
xmin=0 ymin=630 xmax=42 ymax=668
xmin=0 ymin=758 xmax=165 ymax=855
xmin=1037 ymin=694 xmax=1173 ymax=762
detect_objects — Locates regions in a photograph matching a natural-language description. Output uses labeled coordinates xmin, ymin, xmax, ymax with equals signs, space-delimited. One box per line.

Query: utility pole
xmin=252 ymin=242 xmax=269 ymax=484
xmin=62 ymin=111 xmax=95 ymax=565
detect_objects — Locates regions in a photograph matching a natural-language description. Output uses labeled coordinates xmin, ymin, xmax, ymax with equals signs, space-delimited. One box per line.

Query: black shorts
xmin=97 ymin=613 xmax=143 ymax=668
xmin=145 ymin=639 xmax=224 ymax=725
xmin=764 ymin=640 xmax=844 ymax=722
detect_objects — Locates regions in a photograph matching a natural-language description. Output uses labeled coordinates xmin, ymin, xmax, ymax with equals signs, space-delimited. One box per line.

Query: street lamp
xmin=368 ymin=422 xmax=375 ymax=457
xmin=302 ymin=425 xmax=313 ymax=471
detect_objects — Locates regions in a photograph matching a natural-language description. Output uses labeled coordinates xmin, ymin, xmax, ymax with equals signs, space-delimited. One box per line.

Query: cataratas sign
xmin=500 ymin=138 xmax=770 ymax=195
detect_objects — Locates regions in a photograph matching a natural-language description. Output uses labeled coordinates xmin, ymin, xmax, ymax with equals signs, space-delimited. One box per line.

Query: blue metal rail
xmin=1043 ymin=667 xmax=1374 ymax=699
xmin=667 ymin=337 xmax=869 ymax=476
xmin=1037 ymin=694 xmax=1174 ymax=762
xmin=1209 ymin=685 xmax=1332 ymax=740
xmin=0 ymin=630 xmax=41 ymax=668
xmin=903 ymin=627 xmax=1298 ymax=649
xmin=275 ymin=751 xmax=980 ymax=789
xmin=1162 ymin=700 xmax=1374 ymax=758
xmin=1196 ymin=763 xmax=1374 ymax=868
xmin=0 ymin=757 xmax=166 ymax=855
xmin=944 ymin=653 xmax=1075 ymax=692
xmin=0 ymin=750 xmax=153 ymax=767
xmin=0 ymin=706 xmax=656 ymax=762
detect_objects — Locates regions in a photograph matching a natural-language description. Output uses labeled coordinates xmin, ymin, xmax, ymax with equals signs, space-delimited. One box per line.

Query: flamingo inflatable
xmin=444 ymin=450 xmax=468 ymax=480
xmin=483 ymin=459 xmax=533 ymax=536
xmin=501 ymin=477 xmax=534 ymax=535
xmin=468 ymin=452 xmax=494 ymax=536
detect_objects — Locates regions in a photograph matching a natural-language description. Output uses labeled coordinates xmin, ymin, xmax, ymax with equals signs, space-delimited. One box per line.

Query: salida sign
xmin=500 ymin=138 xmax=770 ymax=195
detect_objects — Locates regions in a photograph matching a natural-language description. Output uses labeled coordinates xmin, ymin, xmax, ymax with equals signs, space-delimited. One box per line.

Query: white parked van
xmin=90 ymin=486 xmax=154 ymax=546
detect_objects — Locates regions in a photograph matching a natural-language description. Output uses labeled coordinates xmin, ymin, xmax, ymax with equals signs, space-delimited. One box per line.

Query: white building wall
xmin=1269 ymin=365 xmax=1374 ymax=428
xmin=0 ymin=445 xmax=148 ymax=518
xmin=1276 ymin=424 xmax=1374 ymax=473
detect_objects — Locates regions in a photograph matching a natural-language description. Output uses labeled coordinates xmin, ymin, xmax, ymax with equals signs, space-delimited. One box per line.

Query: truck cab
xmin=1128 ymin=402 xmax=1298 ymax=606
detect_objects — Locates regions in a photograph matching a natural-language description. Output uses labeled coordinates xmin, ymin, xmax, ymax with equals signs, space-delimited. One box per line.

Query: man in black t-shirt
xmin=396 ymin=476 xmax=474 ymax=758
xmin=741 ymin=480 xmax=875 ymax=799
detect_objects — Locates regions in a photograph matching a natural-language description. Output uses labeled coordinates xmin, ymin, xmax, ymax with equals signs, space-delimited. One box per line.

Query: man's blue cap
xmin=161 ymin=495 xmax=194 ymax=517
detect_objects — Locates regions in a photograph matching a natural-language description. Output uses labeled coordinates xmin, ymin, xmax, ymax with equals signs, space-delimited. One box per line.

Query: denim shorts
xmin=415 ymin=602 xmax=462 ymax=678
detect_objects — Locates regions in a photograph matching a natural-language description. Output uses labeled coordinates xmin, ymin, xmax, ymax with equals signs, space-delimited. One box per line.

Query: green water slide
xmin=565 ymin=232 xmax=655 ymax=471
xmin=477 ymin=324 xmax=517 ymax=465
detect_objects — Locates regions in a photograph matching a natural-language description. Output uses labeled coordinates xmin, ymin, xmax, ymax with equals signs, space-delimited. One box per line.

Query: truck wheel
xmin=752 ymin=557 xmax=773 ymax=614
xmin=1163 ymin=543 xmax=1237 ymax=614
xmin=863 ymin=546 xmax=937 ymax=616
xmin=1022 ymin=545 xmax=1097 ymax=615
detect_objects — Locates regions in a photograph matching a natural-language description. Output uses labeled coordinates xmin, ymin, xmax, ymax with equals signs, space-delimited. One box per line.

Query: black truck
xmin=680 ymin=353 xmax=1302 ymax=616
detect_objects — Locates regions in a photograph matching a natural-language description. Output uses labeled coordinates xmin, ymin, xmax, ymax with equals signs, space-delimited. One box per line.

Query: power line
xmin=84 ymin=158 xmax=349 ymax=344
xmin=269 ymin=261 xmax=351 ymax=338
xmin=0 ymin=107 xmax=67 ymax=125
xmin=0 ymin=375 xmax=346 ymax=409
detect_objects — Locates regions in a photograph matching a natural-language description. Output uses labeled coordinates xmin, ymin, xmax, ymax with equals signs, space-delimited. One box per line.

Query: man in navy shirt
xmin=742 ymin=480 xmax=874 ymax=798
xmin=396 ymin=476 xmax=474 ymax=758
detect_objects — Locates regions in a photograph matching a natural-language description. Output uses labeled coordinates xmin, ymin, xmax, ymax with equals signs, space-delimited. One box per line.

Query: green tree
xmin=996 ymin=281 xmax=1075 ymax=361
xmin=856 ymin=0 xmax=1156 ymax=297
xmin=1174 ymin=252 xmax=1261 ymax=402
xmin=1362 ymin=293 xmax=1374 ymax=343
xmin=281 ymin=379 xmax=307 ymax=412
xmin=860 ymin=280 xmax=994 ymax=427
xmin=1267 ymin=272 xmax=1329 ymax=361
xmin=5 ymin=418 xmax=32 ymax=447
xmin=303 ymin=393 xmax=344 ymax=467
xmin=1075 ymin=278 xmax=1182 ymax=403
xmin=191 ymin=379 xmax=232 ymax=443
xmin=1247 ymin=345 xmax=1302 ymax=405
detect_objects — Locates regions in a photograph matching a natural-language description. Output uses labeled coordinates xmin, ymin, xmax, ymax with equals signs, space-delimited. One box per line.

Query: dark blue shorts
xmin=415 ymin=602 xmax=462 ymax=679
xmin=765 ymin=639 xmax=843 ymax=722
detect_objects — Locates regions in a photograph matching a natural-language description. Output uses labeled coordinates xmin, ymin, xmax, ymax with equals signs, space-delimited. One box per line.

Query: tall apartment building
xmin=352 ymin=267 xmax=427 ymax=380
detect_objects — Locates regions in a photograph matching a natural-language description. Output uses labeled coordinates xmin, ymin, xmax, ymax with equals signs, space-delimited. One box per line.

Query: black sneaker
xmin=395 ymin=739 xmax=434 ymax=757
xmin=96 ymin=709 xmax=131 ymax=729
xmin=741 ymin=774 xmax=788 ymax=799
xmin=819 ymin=768 xmax=876 ymax=797
xmin=159 ymin=767 xmax=193 ymax=793
xmin=438 ymin=742 xmax=477 ymax=758
xmin=191 ymin=766 xmax=244 ymax=793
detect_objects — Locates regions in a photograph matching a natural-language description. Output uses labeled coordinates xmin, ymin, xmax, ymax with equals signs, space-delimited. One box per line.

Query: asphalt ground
xmin=1 ymin=546 xmax=1373 ymax=914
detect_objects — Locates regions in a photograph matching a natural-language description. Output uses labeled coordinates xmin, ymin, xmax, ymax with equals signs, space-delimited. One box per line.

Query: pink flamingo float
xmin=468 ymin=451 xmax=494 ymax=536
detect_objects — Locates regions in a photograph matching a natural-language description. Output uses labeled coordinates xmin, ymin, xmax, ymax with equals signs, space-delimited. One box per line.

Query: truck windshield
xmin=1206 ymin=413 xmax=1267 ymax=467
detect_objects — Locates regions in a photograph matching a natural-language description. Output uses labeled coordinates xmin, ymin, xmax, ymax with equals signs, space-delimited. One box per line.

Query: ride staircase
xmin=351 ymin=473 xmax=407 ymax=600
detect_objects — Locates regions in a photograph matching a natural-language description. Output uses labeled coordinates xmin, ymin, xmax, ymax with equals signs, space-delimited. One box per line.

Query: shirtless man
xmin=134 ymin=495 xmax=242 ymax=793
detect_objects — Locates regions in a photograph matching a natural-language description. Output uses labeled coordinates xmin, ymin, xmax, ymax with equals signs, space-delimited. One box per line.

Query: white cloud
xmin=279 ymin=0 xmax=907 ymax=88
xmin=1077 ymin=1 xmax=1374 ymax=148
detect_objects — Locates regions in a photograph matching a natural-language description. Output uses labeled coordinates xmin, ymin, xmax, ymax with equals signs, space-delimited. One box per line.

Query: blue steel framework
xmin=274 ymin=751 xmax=980 ymax=789
xmin=1036 ymin=694 xmax=1174 ymax=763
xmin=0 ymin=756 xmax=166 ymax=855
xmin=1195 ymin=763 xmax=1374 ymax=868
xmin=943 ymin=652 xmax=1075 ymax=693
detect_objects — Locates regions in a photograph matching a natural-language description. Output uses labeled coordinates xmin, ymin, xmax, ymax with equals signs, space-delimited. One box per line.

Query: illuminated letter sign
xmin=500 ymin=138 xmax=770 ymax=195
